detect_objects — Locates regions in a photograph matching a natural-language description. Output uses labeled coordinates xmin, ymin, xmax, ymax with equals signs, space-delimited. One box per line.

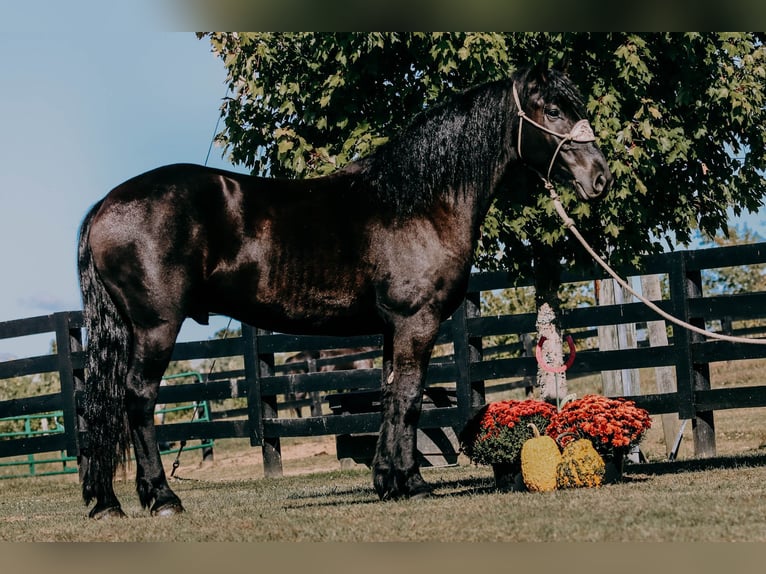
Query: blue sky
xmin=0 ymin=5 xmax=247 ymax=358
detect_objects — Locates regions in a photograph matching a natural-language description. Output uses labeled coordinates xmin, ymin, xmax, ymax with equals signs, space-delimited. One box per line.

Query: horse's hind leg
xmin=126 ymin=323 xmax=185 ymax=516
xmin=85 ymin=468 xmax=126 ymax=519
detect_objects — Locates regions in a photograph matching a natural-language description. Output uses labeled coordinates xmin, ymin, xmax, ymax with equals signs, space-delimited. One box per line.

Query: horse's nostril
xmin=594 ymin=175 xmax=605 ymax=191
xmin=593 ymin=174 xmax=609 ymax=194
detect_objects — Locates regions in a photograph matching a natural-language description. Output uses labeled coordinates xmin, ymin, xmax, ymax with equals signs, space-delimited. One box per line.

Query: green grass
xmin=2 ymin=453 xmax=766 ymax=541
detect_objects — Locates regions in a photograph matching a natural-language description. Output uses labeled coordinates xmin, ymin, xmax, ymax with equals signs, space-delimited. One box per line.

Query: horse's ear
xmin=529 ymin=61 xmax=550 ymax=87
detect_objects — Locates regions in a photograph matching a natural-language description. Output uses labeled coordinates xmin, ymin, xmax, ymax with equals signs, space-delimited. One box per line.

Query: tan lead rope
xmin=547 ymin=184 xmax=766 ymax=345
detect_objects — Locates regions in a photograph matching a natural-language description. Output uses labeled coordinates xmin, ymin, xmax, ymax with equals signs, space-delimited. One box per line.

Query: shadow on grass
xmin=625 ymin=451 xmax=766 ymax=476
xmin=198 ymin=452 xmax=766 ymax=511
xmin=281 ymin=455 xmax=766 ymax=509
xmin=282 ymin=474 xmax=501 ymax=509
xmin=428 ymin=473 xmax=653 ymax=495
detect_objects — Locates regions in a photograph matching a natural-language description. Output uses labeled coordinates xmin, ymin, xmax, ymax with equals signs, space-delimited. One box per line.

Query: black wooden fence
xmin=2 ymin=242 xmax=766 ymax=477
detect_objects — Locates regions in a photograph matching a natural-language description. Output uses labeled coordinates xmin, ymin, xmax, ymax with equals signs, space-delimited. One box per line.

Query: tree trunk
xmin=521 ymin=333 xmax=536 ymax=397
xmin=532 ymin=242 xmax=566 ymax=406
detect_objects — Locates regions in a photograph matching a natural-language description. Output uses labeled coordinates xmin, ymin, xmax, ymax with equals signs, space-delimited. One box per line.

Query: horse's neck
xmin=440 ymin=182 xmax=500 ymax=248
xmin=466 ymin=158 xmax=513 ymax=234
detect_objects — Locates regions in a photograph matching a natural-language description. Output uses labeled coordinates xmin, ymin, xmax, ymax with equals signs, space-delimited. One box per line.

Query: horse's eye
xmin=544 ymin=107 xmax=561 ymax=119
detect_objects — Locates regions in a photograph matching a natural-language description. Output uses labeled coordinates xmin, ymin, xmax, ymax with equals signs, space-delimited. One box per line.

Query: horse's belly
xmin=209 ymin=286 xmax=383 ymax=336
xmin=234 ymin=306 xmax=384 ymax=336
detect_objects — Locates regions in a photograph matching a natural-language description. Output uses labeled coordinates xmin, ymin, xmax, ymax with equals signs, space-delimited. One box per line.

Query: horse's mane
xmin=352 ymin=77 xmax=515 ymax=217
xmin=524 ymin=67 xmax=587 ymax=119
xmin=349 ymin=67 xmax=586 ymax=217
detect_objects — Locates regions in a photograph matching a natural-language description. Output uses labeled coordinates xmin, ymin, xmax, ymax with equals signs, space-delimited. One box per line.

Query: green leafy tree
xmin=202 ymin=32 xmax=766 ymax=272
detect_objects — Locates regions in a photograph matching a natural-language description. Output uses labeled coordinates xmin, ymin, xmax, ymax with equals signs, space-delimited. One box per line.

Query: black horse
xmin=77 ymin=66 xmax=611 ymax=518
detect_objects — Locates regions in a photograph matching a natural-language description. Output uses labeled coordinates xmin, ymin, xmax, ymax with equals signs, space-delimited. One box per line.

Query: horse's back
xmin=86 ymin=163 xmax=384 ymax=334
xmin=85 ymin=161 xmax=469 ymax=336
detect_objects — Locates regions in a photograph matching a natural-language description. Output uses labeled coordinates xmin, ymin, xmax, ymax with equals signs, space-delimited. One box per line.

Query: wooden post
xmin=54 ymin=312 xmax=83 ymax=459
xmin=667 ymin=254 xmax=694 ymax=423
xmin=243 ymin=324 xmax=263 ymax=446
xmin=452 ymin=292 xmax=485 ymax=423
xmin=597 ymin=279 xmax=620 ymax=396
xmin=597 ymin=279 xmax=639 ymax=397
xmin=666 ymin=253 xmax=715 ymax=458
xmin=686 ymin=269 xmax=716 ymax=458
xmin=641 ymin=274 xmax=679 ymax=457
xmin=465 ymin=292 xmax=485 ymax=412
xmin=243 ymin=325 xmax=283 ymax=476
xmin=614 ymin=278 xmax=640 ymax=396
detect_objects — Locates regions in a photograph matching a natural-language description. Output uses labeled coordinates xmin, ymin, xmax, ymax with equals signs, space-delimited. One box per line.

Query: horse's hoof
xmin=408 ymin=486 xmax=433 ymax=500
xmin=379 ymin=486 xmax=432 ymax=501
xmin=406 ymin=477 xmax=433 ymax=500
xmin=375 ymin=479 xmax=433 ymax=501
xmin=151 ymin=502 xmax=185 ymax=517
xmin=89 ymin=506 xmax=127 ymax=520
xmin=373 ymin=468 xmax=398 ymax=500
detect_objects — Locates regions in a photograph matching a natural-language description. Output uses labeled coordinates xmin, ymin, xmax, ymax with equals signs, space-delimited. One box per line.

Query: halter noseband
xmin=512 ymin=83 xmax=596 ymax=181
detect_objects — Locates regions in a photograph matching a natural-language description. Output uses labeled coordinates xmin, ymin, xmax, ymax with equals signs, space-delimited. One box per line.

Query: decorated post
xmin=532 ymin=241 xmax=567 ymax=405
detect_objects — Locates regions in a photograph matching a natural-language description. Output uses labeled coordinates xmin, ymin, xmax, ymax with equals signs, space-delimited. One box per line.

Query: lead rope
xmin=546 ymin=182 xmax=766 ymax=345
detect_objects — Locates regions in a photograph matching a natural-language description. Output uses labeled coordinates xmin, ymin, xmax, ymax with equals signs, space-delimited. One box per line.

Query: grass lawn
xmin=2 ymin=444 xmax=766 ymax=542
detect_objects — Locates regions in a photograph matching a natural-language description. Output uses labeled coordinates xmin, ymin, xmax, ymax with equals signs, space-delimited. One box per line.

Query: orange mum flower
xmin=460 ymin=399 xmax=558 ymax=466
xmin=546 ymin=394 xmax=651 ymax=456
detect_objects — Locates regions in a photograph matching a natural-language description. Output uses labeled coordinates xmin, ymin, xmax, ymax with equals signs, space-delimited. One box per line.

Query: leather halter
xmin=512 ymin=83 xmax=596 ymax=181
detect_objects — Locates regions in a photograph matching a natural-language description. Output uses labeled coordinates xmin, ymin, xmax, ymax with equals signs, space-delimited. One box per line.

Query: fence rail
xmin=2 ymin=242 xmax=766 ymax=476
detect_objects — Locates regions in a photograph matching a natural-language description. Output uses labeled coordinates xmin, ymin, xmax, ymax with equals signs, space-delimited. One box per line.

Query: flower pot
xmin=602 ymin=447 xmax=627 ymax=484
xmin=492 ymin=462 xmax=525 ymax=491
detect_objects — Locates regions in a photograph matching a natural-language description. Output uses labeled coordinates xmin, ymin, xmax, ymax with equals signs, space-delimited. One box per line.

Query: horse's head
xmin=513 ymin=67 xmax=612 ymax=200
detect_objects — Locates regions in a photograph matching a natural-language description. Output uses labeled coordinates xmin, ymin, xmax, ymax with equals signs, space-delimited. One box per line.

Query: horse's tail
xmin=77 ymin=200 xmax=132 ymax=505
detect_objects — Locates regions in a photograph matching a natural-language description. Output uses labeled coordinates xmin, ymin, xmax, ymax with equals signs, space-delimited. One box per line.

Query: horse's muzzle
xmin=575 ymin=167 xmax=612 ymax=201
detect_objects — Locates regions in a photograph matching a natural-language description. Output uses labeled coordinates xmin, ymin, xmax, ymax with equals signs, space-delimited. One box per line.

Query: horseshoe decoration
xmin=535 ymin=335 xmax=576 ymax=373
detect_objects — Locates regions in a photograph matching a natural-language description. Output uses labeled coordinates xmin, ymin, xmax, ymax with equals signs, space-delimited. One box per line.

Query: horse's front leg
xmin=372 ymin=313 xmax=439 ymax=500
xmin=126 ymin=326 xmax=184 ymax=516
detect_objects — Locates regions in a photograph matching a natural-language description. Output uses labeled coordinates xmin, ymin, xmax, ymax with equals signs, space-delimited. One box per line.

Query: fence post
xmin=685 ymin=267 xmax=716 ymax=458
xmin=597 ymin=278 xmax=639 ymax=397
xmin=452 ymin=292 xmax=485 ymax=424
xmin=242 ymin=324 xmax=282 ymax=477
xmin=641 ymin=274 xmax=679 ymax=457
xmin=54 ymin=312 xmax=83 ymax=460
xmin=667 ymin=253 xmax=695 ymax=422
xmin=667 ymin=253 xmax=715 ymax=458
xmin=243 ymin=324 xmax=263 ymax=446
